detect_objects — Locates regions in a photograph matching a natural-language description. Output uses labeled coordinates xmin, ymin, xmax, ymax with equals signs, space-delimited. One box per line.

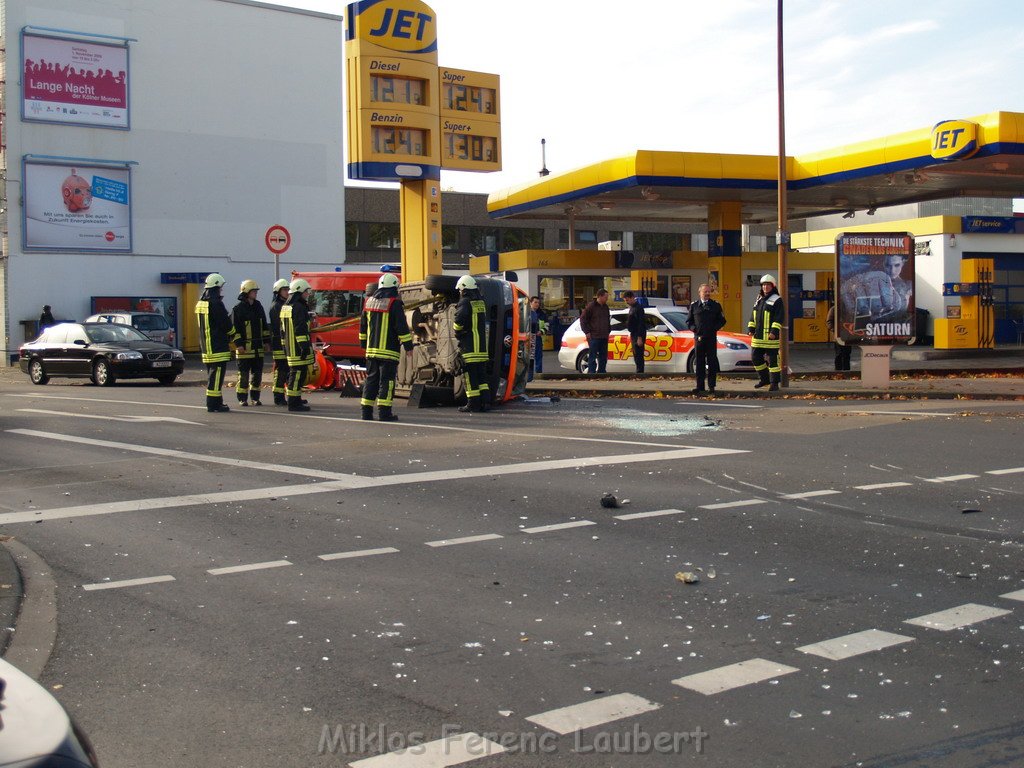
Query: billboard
xmin=23 ymin=160 xmax=132 ymax=251
xmin=22 ymin=33 xmax=129 ymax=129
xmin=835 ymin=233 xmax=915 ymax=345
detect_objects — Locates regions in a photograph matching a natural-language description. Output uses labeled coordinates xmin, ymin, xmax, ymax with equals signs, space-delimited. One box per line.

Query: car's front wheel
xmin=28 ymin=358 xmax=49 ymax=385
xmin=93 ymin=358 xmax=116 ymax=386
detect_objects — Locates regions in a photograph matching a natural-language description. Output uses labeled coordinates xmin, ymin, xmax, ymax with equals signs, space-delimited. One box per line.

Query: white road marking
xmin=987 ymin=467 xmax=1024 ymax=475
xmin=999 ymin=589 xmax=1024 ymax=602
xmin=851 ymin=410 xmax=957 ymax=417
xmin=524 ymin=693 xmax=661 ymax=735
xmin=81 ymin=575 xmax=176 ymax=591
xmin=923 ymin=474 xmax=979 ymax=483
xmin=424 ymin=534 xmax=503 ymax=548
xmin=672 ymin=658 xmax=800 ymax=695
xmin=7 ymin=429 xmax=365 ymax=480
xmin=699 ymin=499 xmax=767 ymax=510
xmin=18 ymin=408 xmax=202 ymax=425
xmin=207 ymin=560 xmax=292 ymax=575
xmin=521 ymin=520 xmax=595 ymax=534
xmin=904 ymin=603 xmax=1011 ymax=631
xmin=675 ymin=401 xmax=764 ymax=409
xmin=348 ymin=732 xmax=505 ymax=768
xmin=780 ymin=489 xmax=841 ymax=500
xmin=854 ymin=481 xmax=914 ymax=490
xmin=796 ymin=629 xmax=915 ymax=660
xmin=319 ymin=547 xmax=400 ymax=561
xmin=614 ymin=508 xmax=685 ymax=521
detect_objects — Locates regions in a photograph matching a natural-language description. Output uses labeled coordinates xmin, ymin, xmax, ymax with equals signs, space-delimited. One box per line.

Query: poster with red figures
xmin=22 ymin=34 xmax=129 ymax=128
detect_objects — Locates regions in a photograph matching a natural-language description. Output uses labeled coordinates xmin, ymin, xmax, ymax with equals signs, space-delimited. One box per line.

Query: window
xmin=500 ymin=228 xmax=543 ymax=251
xmin=133 ymin=315 xmax=169 ymax=331
xmin=470 ymin=227 xmax=498 ymax=252
xmin=346 ymin=223 xmax=360 ymax=249
xmin=368 ymin=223 xmax=400 ymax=249
xmin=442 ymin=225 xmax=460 ymax=251
xmin=559 ymin=229 xmax=598 ymax=246
xmin=633 ymin=232 xmax=684 ymax=251
xmin=312 ymin=289 xmax=366 ymax=320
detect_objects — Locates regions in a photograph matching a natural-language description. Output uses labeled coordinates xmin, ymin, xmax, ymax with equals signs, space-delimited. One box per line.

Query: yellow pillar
xmin=182 ymin=282 xmax=202 ymax=353
xmin=399 ymin=179 xmax=443 ymax=282
xmin=707 ymin=202 xmax=743 ymax=333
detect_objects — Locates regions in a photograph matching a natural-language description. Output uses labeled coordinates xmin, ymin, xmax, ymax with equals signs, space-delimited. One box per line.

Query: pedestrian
xmin=580 ymin=288 xmax=611 ymax=374
xmin=281 ymin=278 xmax=314 ymax=412
xmin=195 ymin=273 xmax=238 ymax=412
xmin=826 ymin=304 xmax=852 ymax=371
xmin=268 ymin=278 xmax=291 ymax=406
xmin=748 ymin=274 xmax=784 ymax=391
xmin=529 ymin=296 xmax=547 ymax=381
xmin=453 ymin=275 xmax=491 ymax=412
xmin=359 ymin=273 xmax=413 ymax=421
xmin=231 ymin=279 xmax=270 ymax=406
xmin=39 ymin=305 xmax=56 ymax=331
xmin=687 ymin=283 xmax=727 ymax=394
xmin=622 ymin=291 xmax=647 ymax=373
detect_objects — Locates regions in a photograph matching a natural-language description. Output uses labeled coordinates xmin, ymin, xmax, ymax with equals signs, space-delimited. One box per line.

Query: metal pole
xmin=274 ymin=253 xmax=280 ymax=282
xmin=776 ymin=0 xmax=790 ymax=387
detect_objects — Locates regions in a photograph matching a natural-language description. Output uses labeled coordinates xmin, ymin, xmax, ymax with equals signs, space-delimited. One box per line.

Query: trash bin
xmin=915 ymin=307 xmax=930 ymax=345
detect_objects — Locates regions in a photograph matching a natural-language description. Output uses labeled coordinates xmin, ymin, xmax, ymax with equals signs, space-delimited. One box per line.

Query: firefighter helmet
xmin=760 ymin=274 xmax=777 ymax=286
xmin=272 ymin=278 xmax=290 ymax=293
xmin=289 ymin=278 xmax=311 ymax=294
xmin=456 ymin=275 xmax=477 ymax=291
xmin=378 ymin=273 xmax=400 ymax=289
xmin=240 ymin=279 xmax=259 ymax=294
xmin=204 ymin=273 xmax=226 ymax=289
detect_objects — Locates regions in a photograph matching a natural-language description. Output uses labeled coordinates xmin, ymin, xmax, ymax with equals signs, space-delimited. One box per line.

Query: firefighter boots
xmin=754 ymin=370 xmax=771 ymax=388
xmin=288 ymin=396 xmax=311 ymax=412
xmin=207 ymin=396 xmax=230 ymax=413
xmin=274 ymin=394 xmax=287 ymax=406
xmin=361 ymin=406 xmax=374 ymax=421
xmin=378 ymin=406 xmax=398 ymax=422
xmin=769 ymin=373 xmax=781 ymax=392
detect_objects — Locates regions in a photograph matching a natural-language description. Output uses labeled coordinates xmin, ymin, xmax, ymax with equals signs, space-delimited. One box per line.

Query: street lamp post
xmin=776 ymin=0 xmax=790 ymax=387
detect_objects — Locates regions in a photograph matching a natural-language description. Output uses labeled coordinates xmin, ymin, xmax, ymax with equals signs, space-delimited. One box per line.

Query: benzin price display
xmin=372 ymin=126 xmax=427 ymax=156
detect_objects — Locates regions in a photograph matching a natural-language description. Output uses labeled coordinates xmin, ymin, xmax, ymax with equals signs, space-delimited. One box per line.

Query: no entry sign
xmin=265 ymin=225 xmax=291 ymax=255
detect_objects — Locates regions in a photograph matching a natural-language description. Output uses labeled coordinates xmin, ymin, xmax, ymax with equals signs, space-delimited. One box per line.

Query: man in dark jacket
xmin=268 ymin=279 xmax=290 ymax=405
xmin=453 ymin=275 xmax=490 ymax=412
xmin=687 ymin=283 xmax=728 ymax=394
xmin=195 ymin=273 xmax=239 ymax=412
xmin=579 ymin=289 xmax=611 ymax=374
xmin=622 ymin=291 xmax=647 ymax=373
xmin=39 ymin=305 xmax=56 ymax=332
xmin=748 ymin=274 xmax=785 ymax=392
xmin=231 ymin=279 xmax=271 ymax=406
xmin=359 ymin=273 xmax=413 ymax=422
xmin=281 ymin=278 xmax=315 ymax=412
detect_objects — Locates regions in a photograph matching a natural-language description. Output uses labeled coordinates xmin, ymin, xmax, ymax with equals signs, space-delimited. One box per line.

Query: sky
xmin=280 ymin=0 xmax=1023 ymax=207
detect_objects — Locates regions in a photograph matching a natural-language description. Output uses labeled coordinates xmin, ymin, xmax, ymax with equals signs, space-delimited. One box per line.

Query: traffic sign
xmin=265 ymin=225 xmax=291 ymax=255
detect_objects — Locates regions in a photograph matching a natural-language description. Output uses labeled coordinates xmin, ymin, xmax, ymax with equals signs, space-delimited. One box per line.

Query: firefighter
xmin=453 ymin=274 xmax=490 ymax=413
xmin=195 ymin=273 xmax=238 ymax=412
xmin=748 ymin=274 xmax=785 ymax=392
xmin=281 ymin=278 xmax=314 ymax=412
xmin=232 ymin=279 xmax=270 ymax=406
xmin=268 ymin=278 xmax=290 ymax=406
xmin=359 ymin=273 xmax=413 ymax=422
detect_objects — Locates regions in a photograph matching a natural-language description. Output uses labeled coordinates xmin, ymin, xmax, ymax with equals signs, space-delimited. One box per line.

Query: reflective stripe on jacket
xmin=195 ymin=292 xmax=237 ymax=364
xmin=747 ymin=292 xmax=784 ymax=349
xmin=360 ymin=289 xmax=413 ymax=362
xmin=231 ymin=299 xmax=270 ymax=360
xmin=269 ymin=295 xmax=287 ymax=360
xmin=281 ymin=293 xmax=314 ymax=368
xmin=453 ymin=294 xmax=488 ymax=364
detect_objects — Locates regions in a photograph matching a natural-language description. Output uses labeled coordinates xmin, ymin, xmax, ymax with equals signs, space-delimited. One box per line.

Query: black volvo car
xmin=18 ymin=322 xmax=185 ymax=386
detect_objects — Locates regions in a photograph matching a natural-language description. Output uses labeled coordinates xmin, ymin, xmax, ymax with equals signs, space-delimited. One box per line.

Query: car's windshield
xmin=661 ymin=311 xmax=689 ymax=331
xmin=86 ymin=324 xmax=150 ymax=343
xmin=134 ymin=314 xmax=169 ymax=330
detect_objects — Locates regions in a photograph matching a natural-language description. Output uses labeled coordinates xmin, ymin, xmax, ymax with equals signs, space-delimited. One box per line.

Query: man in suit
xmin=687 ymin=283 xmax=727 ymax=394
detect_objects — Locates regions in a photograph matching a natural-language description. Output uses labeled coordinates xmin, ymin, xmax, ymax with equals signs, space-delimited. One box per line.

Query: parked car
xmin=85 ymin=311 xmax=175 ymax=346
xmin=0 ymin=656 xmax=100 ymax=766
xmin=19 ymin=322 xmax=185 ymax=386
xmin=558 ymin=305 xmax=754 ymax=373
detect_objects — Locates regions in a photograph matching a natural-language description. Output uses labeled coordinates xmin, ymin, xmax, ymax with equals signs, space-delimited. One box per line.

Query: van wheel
xmin=93 ymin=359 xmax=116 ymax=386
xmin=575 ymin=351 xmax=591 ymax=374
xmin=425 ymin=274 xmax=459 ymax=293
xmin=29 ymin=358 xmax=49 ymax=385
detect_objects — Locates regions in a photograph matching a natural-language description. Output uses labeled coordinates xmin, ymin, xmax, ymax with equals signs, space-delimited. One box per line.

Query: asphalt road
xmin=1 ymin=377 xmax=1023 ymax=768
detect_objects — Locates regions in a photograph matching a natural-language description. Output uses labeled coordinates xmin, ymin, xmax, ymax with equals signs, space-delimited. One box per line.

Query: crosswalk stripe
xmin=780 ymin=490 xmax=840 ymax=500
xmin=521 ymin=520 xmax=595 ymax=534
xmin=207 ymin=560 xmax=292 ymax=575
xmin=904 ymin=603 xmax=1011 ymax=631
xmin=82 ymin=575 xmax=175 ymax=591
xmin=614 ymin=508 xmax=685 ymax=521
xmin=923 ymin=474 xmax=979 ymax=483
xmin=672 ymin=658 xmax=799 ymax=695
xmin=986 ymin=467 xmax=1024 ymax=475
xmin=424 ymin=534 xmax=503 ymax=548
xmin=319 ymin=547 xmax=400 ymax=561
xmin=348 ymin=733 xmax=505 ymax=768
xmin=998 ymin=589 xmax=1024 ymax=602
xmin=525 ymin=692 xmax=661 ymax=735
xmin=796 ymin=629 xmax=915 ymax=660
xmin=854 ymin=481 xmax=913 ymax=490
xmin=699 ymin=499 xmax=766 ymax=510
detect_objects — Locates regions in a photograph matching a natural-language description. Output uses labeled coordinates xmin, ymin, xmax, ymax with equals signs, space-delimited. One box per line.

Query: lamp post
xmin=776 ymin=0 xmax=790 ymax=387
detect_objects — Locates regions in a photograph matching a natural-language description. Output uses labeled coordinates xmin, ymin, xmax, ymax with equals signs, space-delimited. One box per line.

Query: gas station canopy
xmin=487 ymin=111 xmax=1024 ymax=224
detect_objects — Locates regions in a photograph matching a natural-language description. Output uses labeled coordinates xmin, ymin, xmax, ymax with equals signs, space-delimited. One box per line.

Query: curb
xmin=0 ymin=537 xmax=58 ymax=679
xmin=525 ymin=385 xmax=1022 ymax=401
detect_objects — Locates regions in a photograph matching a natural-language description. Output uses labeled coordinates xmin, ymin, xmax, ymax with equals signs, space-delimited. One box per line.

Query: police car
xmin=558 ymin=303 xmax=754 ymax=373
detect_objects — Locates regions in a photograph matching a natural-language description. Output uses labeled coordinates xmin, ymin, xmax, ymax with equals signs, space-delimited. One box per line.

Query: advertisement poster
xmin=671 ymin=276 xmax=691 ymax=305
xmin=835 ymin=233 xmax=915 ymax=345
xmin=22 ymin=33 xmax=129 ymax=128
xmin=24 ymin=162 xmax=131 ymax=251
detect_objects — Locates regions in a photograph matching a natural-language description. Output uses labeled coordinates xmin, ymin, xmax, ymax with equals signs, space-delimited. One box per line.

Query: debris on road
xmin=675 ymin=571 xmax=700 ymax=584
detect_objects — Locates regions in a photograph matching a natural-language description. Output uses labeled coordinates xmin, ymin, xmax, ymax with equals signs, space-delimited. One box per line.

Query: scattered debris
xmin=675 ymin=571 xmax=701 ymax=584
xmin=600 ymin=493 xmax=619 ymax=509
xmin=961 ymin=509 xmax=982 ymax=514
